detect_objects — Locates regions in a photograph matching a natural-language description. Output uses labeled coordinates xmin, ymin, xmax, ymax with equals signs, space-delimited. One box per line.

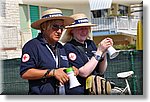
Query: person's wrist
xmin=49 ymin=69 xmax=56 ymax=77
xmin=95 ymin=50 xmax=103 ymax=56
xmin=94 ymin=52 xmax=102 ymax=61
xmin=42 ymin=69 xmax=51 ymax=78
xmin=52 ymin=69 xmax=56 ymax=76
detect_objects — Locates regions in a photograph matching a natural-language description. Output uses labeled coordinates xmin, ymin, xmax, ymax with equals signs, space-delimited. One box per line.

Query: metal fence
xmin=105 ymin=50 xmax=143 ymax=95
xmin=1 ymin=50 xmax=143 ymax=95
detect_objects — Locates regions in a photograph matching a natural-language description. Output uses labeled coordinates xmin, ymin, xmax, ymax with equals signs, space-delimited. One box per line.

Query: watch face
xmin=95 ymin=54 xmax=101 ymax=61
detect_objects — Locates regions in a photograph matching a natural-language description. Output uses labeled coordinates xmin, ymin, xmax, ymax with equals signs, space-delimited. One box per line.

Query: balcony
xmin=91 ymin=16 xmax=139 ymax=36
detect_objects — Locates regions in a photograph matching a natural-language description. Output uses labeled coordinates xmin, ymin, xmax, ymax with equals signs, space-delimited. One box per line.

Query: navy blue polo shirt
xmin=20 ymin=34 xmax=69 ymax=95
xmin=64 ymin=39 xmax=102 ymax=94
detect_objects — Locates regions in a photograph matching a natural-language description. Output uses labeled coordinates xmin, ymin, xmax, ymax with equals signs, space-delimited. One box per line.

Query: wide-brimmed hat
xmin=60 ymin=13 xmax=96 ymax=43
xmin=65 ymin=13 xmax=97 ymax=29
xmin=31 ymin=9 xmax=74 ymax=30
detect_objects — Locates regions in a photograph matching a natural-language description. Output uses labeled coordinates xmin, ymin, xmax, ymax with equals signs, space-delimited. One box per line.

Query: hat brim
xmin=65 ymin=23 xmax=97 ymax=29
xmin=31 ymin=16 xmax=74 ymax=30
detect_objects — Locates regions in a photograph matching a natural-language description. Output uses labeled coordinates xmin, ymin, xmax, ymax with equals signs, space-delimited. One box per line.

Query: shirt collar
xmin=36 ymin=33 xmax=61 ymax=48
xmin=69 ymin=39 xmax=87 ymax=47
xmin=36 ymin=33 xmax=47 ymax=45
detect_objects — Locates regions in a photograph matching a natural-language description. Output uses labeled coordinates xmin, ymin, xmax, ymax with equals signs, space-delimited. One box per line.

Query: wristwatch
xmin=94 ymin=53 xmax=101 ymax=61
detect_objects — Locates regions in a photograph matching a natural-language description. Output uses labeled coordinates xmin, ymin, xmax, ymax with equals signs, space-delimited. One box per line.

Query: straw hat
xmin=31 ymin=9 xmax=74 ymax=30
xmin=65 ymin=13 xmax=97 ymax=29
xmin=60 ymin=13 xmax=96 ymax=43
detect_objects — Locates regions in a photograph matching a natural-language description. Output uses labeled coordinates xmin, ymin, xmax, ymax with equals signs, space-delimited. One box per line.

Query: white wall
xmin=1 ymin=0 xmax=91 ymax=59
xmin=1 ymin=0 xmax=22 ymax=60
xmin=20 ymin=0 xmax=91 ymax=20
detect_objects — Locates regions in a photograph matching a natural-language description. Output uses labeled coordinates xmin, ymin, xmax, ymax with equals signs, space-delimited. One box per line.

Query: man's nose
xmin=56 ymin=29 xmax=62 ymax=34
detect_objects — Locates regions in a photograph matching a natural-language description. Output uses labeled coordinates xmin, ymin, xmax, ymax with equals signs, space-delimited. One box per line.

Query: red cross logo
xmin=22 ymin=54 xmax=30 ymax=62
xmin=69 ymin=53 xmax=76 ymax=61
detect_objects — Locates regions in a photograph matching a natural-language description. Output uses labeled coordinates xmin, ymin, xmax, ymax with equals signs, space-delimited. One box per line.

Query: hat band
xmin=42 ymin=13 xmax=63 ymax=18
xmin=71 ymin=18 xmax=88 ymax=25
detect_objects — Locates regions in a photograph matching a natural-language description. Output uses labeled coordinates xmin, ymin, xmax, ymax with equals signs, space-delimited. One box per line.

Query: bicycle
xmin=110 ymin=70 xmax=134 ymax=95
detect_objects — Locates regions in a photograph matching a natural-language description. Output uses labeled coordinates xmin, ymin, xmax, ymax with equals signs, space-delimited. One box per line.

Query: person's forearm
xmin=21 ymin=68 xmax=53 ymax=80
xmin=79 ymin=56 xmax=99 ymax=77
xmin=98 ymin=55 xmax=107 ymax=75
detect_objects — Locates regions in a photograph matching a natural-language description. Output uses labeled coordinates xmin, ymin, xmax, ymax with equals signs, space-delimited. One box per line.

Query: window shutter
xmin=30 ymin=5 xmax=40 ymax=38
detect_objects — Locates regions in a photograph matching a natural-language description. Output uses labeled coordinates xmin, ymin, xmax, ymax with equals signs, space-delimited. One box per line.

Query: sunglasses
xmin=51 ymin=25 xmax=65 ymax=31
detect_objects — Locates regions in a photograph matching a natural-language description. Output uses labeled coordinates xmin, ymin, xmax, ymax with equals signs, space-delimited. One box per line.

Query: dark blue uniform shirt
xmin=64 ymin=39 xmax=103 ymax=95
xmin=20 ymin=34 xmax=69 ymax=95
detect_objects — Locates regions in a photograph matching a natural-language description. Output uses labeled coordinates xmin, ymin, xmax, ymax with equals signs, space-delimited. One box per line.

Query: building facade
xmin=0 ymin=0 xmax=143 ymax=59
xmin=90 ymin=0 xmax=143 ymax=46
xmin=0 ymin=0 xmax=91 ymax=59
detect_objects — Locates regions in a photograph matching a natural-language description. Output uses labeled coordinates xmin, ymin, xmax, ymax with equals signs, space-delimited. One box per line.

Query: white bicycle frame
xmin=111 ymin=71 xmax=134 ymax=95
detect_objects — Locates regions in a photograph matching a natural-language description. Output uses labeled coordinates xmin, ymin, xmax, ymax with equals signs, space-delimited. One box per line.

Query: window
xmin=118 ymin=5 xmax=128 ymax=16
xmin=19 ymin=5 xmax=73 ymax=39
xmin=19 ymin=4 xmax=29 ymax=32
xmin=30 ymin=5 xmax=40 ymax=38
xmin=91 ymin=9 xmax=108 ymax=18
xmin=60 ymin=8 xmax=73 ymax=16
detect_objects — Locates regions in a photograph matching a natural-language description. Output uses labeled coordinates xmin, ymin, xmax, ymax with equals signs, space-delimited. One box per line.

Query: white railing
xmin=91 ymin=16 xmax=139 ymax=35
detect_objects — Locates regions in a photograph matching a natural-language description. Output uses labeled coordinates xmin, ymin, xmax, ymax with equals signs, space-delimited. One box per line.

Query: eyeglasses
xmin=51 ymin=25 xmax=65 ymax=31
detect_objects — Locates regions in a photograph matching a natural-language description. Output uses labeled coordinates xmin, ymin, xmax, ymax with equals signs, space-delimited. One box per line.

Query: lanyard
xmin=85 ymin=42 xmax=87 ymax=49
xmin=46 ymin=44 xmax=65 ymax=95
xmin=46 ymin=44 xmax=58 ymax=68
xmin=85 ymin=42 xmax=90 ymax=61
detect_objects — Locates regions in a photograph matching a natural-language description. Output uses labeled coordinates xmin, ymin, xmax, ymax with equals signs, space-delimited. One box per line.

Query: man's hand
xmin=54 ymin=68 xmax=69 ymax=85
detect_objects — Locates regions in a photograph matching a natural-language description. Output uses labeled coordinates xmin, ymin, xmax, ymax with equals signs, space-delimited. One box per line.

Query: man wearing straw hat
xmin=20 ymin=9 xmax=79 ymax=95
xmin=61 ymin=13 xmax=113 ymax=94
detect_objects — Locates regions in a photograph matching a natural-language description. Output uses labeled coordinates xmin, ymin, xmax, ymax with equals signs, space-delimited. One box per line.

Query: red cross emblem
xmin=22 ymin=54 xmax=30 ymax=62
xmin=69 ymin=53 xmax=76 ymax=61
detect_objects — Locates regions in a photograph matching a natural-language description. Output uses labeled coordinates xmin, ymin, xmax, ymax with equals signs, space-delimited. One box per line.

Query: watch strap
xmin=94 ymin=53 xmax=102 ymax=61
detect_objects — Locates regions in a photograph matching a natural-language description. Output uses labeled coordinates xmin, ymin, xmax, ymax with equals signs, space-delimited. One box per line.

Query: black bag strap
xmin=105 ymin=79 xmax=108 ymax=94
xmin=101 ymin=78 xmax=104 ymax=94
xmin=76 ymin=46 xmax=90 ymax=60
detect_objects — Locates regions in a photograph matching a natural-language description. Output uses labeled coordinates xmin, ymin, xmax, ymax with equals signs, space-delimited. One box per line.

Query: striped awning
xmin=89 ymin=0 xmax=112 ymax=10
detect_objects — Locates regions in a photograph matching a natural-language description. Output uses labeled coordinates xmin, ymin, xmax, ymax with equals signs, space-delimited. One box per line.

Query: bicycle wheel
xmin=111 ymin=87 xmax=125 ymax=95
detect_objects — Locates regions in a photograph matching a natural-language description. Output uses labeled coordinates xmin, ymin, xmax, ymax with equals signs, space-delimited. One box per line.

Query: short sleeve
xmin=64 ymin=43 xmax=88 ymax=68
xmin=20 ymin=41 xmax=38 ymax=75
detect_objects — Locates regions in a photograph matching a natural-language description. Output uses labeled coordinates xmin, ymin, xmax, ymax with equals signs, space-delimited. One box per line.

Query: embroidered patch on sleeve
xmin=60 ymin=55 xmax=68 ymax=60
xmin=69 ymin=53 xmax=77 ymax=61
xmin=22 ymin=53 xmax=30 ymax=62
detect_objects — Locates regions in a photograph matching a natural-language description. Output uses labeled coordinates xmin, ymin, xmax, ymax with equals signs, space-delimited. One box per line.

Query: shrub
xmin=113 ymin=44 xmax=136 ymax=50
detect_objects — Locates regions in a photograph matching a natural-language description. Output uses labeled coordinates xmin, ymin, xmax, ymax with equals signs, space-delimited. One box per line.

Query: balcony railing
xmin=91 ymin=16 xmax=139 ymax=35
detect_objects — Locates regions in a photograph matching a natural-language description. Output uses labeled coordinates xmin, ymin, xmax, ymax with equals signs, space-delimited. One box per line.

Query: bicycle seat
xmin=117 ymin=71 xmax=134 ymax=78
